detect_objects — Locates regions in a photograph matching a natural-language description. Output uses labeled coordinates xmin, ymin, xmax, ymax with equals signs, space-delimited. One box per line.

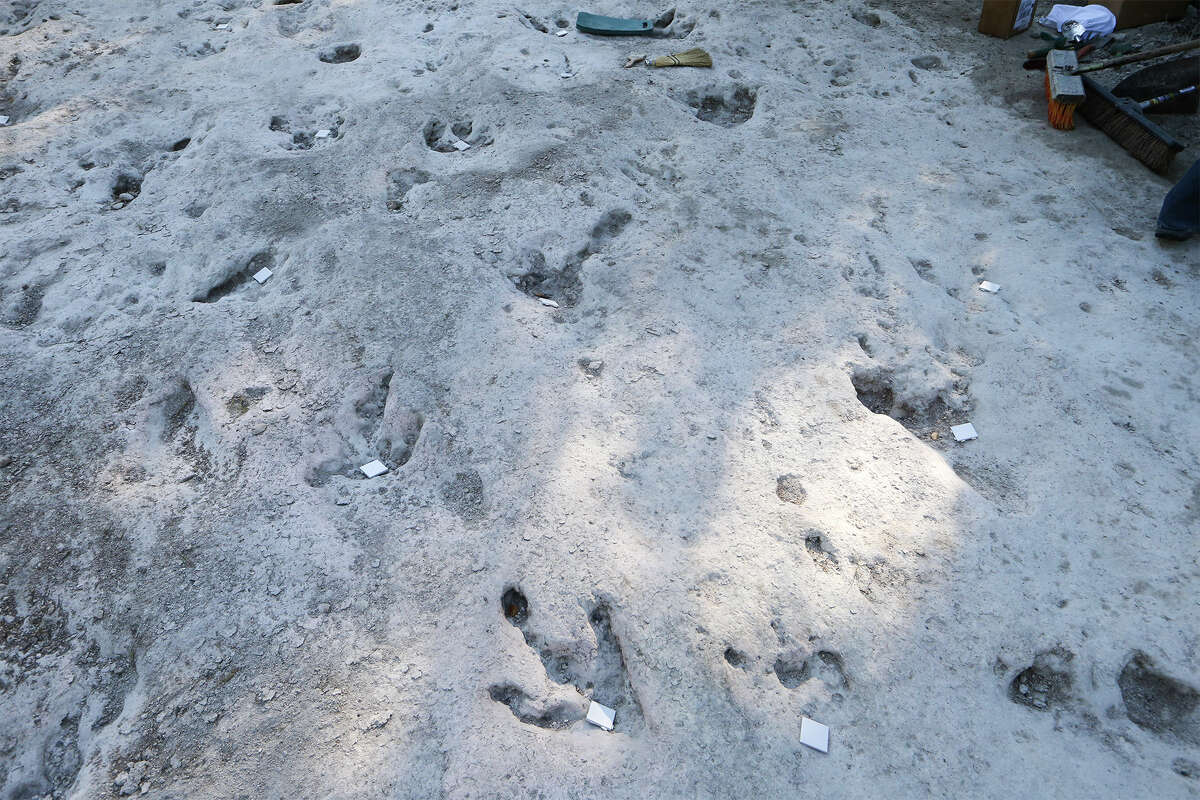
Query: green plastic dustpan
xmin=576 ymin=11 xmax=655 ymax=35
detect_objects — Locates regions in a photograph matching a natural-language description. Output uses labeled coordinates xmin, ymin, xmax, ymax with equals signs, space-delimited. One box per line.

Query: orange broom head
xmin=1045 ymin=70 xmax=1081 ymax=131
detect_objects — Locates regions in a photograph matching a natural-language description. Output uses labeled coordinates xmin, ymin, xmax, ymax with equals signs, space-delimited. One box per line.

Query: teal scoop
xmin=576 ymin=11 xmax=655 ymax=35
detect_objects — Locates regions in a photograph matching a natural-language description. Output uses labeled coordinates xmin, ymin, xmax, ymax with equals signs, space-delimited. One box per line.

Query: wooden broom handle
xmin=1072 ymin=39 xmax=1200 ymax=74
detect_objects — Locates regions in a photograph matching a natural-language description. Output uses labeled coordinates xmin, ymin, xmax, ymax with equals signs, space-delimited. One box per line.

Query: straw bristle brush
xmin=650 ymin=48 xmax=712 ymax=68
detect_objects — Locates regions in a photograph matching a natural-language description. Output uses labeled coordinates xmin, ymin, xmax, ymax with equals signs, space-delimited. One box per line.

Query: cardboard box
xmin=1093 ymin=0 xmax=1191 ymax=30
xmin=979 ymin=0 xmax=1040 ymax=38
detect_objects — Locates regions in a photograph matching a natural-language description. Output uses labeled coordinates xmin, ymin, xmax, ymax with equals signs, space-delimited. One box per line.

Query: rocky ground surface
xmin=1 ymin=0 xmax=1198 ymax=798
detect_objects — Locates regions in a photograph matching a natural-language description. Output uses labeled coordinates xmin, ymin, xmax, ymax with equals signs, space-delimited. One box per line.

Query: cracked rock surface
xmin=1 ymin=1 xmax=1198 ymax=798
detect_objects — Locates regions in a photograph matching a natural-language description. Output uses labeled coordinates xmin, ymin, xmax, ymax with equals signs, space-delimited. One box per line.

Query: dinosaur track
xmin=490 ymin=587 xmax=642 ymax=730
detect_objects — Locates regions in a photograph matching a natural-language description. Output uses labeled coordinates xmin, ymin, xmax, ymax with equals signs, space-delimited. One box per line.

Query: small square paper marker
xmin=315 ymin=129 xmax=331 ymax=139
xmin=799 ymin=718 xmax=829 ymax=753
xmin=452 ymin=140 xmax=471 ymax=151
xmin=253 ymin=267 xmax=273 ymax=284
xmin=951 ymin=423 xmax=978 ymax=442
xmin=586 ymin=701 xmax=615 ymax=731
xmin=978 ymin=280 xmax=1001 ymax=293
xmin=359 ymin=460 xmax=388 ymax=478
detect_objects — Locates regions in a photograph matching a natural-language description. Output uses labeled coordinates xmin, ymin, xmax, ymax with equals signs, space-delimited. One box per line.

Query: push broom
xmin=1044 ymin=38 xmax=1200 ymax=130
xmin=1077 ymin=77 xmax=1185 ymax=174
xmin=1043 ymin=39 xmax=1198 ymax=173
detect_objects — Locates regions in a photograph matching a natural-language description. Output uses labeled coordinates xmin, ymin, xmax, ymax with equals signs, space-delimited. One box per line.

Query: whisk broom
xmin=650 ymin=48 xmax=712 ymax=68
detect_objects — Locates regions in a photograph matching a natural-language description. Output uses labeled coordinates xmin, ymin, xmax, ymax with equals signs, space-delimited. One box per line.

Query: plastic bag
xmin=1038 ymin=4 xmax=1117 ymax=41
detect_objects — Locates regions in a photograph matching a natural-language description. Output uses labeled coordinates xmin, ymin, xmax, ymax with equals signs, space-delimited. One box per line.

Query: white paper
xmin=0 ymin=116 xmax=9 ymax=126
xmin=556 ymin=29 xmax=569 ymax=37
xmin=315 ymin=129 xmax=331 ymax=139
xmin=951 ymin=422 xmax=978 ymax=442
xmin=799 ymin=717 xmax=829 ymax=753
xmin=539 ymin=298 xmax=559 ymax=308
xmin=359 ymin=460 xmax=388 ymax=478
xmin=978 ymin=280 xmax=1000 ymax=293
xmin=253 ymin=267 xmax=273 ymax=284
xmin=452 ymin=139 xmax=471 ymax=151
xmin=586 ymin=701 xmax=615 ymax=731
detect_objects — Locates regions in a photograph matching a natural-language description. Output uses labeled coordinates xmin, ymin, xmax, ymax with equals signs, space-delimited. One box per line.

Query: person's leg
xmin=1157 ymin=159 xmax=1200 ymax=241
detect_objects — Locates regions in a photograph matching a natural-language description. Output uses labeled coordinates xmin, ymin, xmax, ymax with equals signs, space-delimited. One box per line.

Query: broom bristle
xmin=651 ymin=48 xmax=712 ymax=68
xmin=1045 ymin=70 xmax=1080 ymax=130
xmin=1078 ymin=76 xmax=1183 ymax=174
xmin=1079 ymin=98 xmax=1178 ymax=174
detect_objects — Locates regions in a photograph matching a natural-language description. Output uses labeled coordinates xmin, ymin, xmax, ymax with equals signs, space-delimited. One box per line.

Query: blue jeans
xmin=1157 ymin=159 xmax=1200 ymax=238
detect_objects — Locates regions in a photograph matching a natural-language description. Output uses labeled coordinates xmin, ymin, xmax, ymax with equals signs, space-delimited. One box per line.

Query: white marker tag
xmin=951 ymin=423 xmax=978 ymax=442
xmin=586 ymin=701 xmax=615 ymax=731
xmin=359 ymin=460 xmax=388 ymax=478
xmin=799 ymin=718 xmax=829 ymax=753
